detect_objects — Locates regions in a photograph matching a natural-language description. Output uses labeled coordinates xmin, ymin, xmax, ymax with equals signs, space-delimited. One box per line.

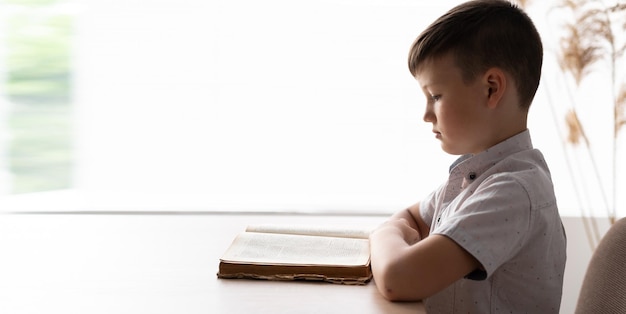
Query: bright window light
xmin=1 ymin=0 xmax=623 ymax=217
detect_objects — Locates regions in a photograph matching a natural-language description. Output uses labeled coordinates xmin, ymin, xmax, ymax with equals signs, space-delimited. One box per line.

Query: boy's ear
xmin=483 ymin=68 xmax=506 ymax=109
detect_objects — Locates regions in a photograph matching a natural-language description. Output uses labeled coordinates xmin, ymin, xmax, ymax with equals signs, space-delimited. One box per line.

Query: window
xmin=1 ymin=0 xmax=74 ymax=194
xmin=1 ymin=0 xmax=622 ymax=217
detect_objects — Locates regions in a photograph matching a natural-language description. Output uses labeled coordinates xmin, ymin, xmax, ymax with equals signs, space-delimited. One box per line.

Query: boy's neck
xmin=486 ymin=111 xmax=528 ymax=152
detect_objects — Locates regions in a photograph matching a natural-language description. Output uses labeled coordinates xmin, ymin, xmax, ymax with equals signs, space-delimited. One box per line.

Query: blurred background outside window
xmin=0 ymin=0 xmax=624 ymax=218
xmin=0 ymin=0 xmax=73 ymax=195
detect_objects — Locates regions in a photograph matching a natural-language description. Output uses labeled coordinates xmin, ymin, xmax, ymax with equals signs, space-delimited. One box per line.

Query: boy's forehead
xmin=415 ymin=54 xmax=461 ymax=83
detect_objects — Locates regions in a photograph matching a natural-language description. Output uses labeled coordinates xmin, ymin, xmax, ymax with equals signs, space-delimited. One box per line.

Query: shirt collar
xmin=448 ymin=129 xmax=533 ymax=181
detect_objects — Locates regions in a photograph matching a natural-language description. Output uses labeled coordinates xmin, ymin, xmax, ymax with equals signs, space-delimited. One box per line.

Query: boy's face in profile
xmin=415 ymin=53 xmax=493 ymax=156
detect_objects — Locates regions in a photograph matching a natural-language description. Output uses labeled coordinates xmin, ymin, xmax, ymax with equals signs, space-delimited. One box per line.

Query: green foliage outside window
xmin=4 ymin=0 xmax=73 ymax=193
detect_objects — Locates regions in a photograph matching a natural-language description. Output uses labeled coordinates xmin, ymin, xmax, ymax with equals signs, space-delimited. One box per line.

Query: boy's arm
xmin=370 ymin=203 xmax=480 ymax=301
xmin=388 ymin=202 xmax=430 ymax=239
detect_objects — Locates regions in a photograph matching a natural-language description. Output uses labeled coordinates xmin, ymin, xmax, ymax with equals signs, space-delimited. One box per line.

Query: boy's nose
xmin=423 ymin=107 xmax=435 ymax=123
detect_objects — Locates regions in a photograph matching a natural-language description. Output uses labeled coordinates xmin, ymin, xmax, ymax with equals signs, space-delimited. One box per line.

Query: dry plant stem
xmin=568 ymin=110 xmax=604 ymax=246
xmin=563 ymin=81 xmax=606 ymax=243
xmin=558 ymin=0 xmax=625 ymax=224
xmin=546 ymin=84 xmax=601 ymax=249
xmin=603 ymin=3 xmax=618 ymax=225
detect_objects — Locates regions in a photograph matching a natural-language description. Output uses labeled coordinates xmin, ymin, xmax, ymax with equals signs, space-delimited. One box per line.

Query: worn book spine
xmin=217 ymin=262 xmax=372 ymax=285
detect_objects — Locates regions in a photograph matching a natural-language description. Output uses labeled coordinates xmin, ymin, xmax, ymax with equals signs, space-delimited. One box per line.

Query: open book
xmin=217 ymin=224 xmax=373 ymax=285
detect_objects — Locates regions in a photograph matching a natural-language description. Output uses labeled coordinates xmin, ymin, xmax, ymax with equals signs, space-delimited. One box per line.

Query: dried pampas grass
xmin=557 ymin=0 xmax=625 ymax=225
xmin=617 ymin=84 xmax=626 ymax=134
xmin=558 ymin=0 xmax=625 ymax=139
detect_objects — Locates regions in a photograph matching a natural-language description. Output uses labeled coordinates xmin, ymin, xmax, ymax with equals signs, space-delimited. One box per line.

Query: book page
xmin=245 ymin=224 xmax=372 ymax=239
xmin=220 ymin=232 xmax=370 ymax=266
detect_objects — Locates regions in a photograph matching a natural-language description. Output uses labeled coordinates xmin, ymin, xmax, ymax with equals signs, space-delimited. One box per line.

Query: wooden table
xmin=0 ymin=213 xmax=425 ymax=314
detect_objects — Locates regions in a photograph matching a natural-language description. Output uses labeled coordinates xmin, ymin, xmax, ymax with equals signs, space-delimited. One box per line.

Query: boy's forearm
xmin=370 ymin=220 xmax=422 ymax=301
xmin=370 ymin=203 xmax=437 ymax=301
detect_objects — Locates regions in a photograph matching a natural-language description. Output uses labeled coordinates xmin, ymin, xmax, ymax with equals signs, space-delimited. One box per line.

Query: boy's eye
xmin=430 ymin=95 xmax=441 ymax=102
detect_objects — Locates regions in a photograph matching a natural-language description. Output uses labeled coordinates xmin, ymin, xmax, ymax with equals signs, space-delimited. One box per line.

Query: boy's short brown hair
xmin=408 ymin=0 xmax=543 ymax=109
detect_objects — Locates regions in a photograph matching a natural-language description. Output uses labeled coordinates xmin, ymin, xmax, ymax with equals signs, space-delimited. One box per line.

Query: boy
xmin=369 ymin=0 xmax=567 ymax=313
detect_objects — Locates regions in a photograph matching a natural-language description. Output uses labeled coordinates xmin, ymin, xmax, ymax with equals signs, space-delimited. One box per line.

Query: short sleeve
xmin=431 ymin=174 xmax=531 ymax=277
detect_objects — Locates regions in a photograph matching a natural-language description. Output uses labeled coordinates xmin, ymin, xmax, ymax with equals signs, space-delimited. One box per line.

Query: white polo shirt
xmin=420 ymin=129 xmax=566 ymax=313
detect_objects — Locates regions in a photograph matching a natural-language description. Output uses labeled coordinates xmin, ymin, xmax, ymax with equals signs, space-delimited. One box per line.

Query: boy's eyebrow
xmin=416 ymin=71 xmax=442 ymax=89
xmin=419 ymin=81 xmax=441 ymax=90
xmin=418 ymin=82 xmax=431 ymax=91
